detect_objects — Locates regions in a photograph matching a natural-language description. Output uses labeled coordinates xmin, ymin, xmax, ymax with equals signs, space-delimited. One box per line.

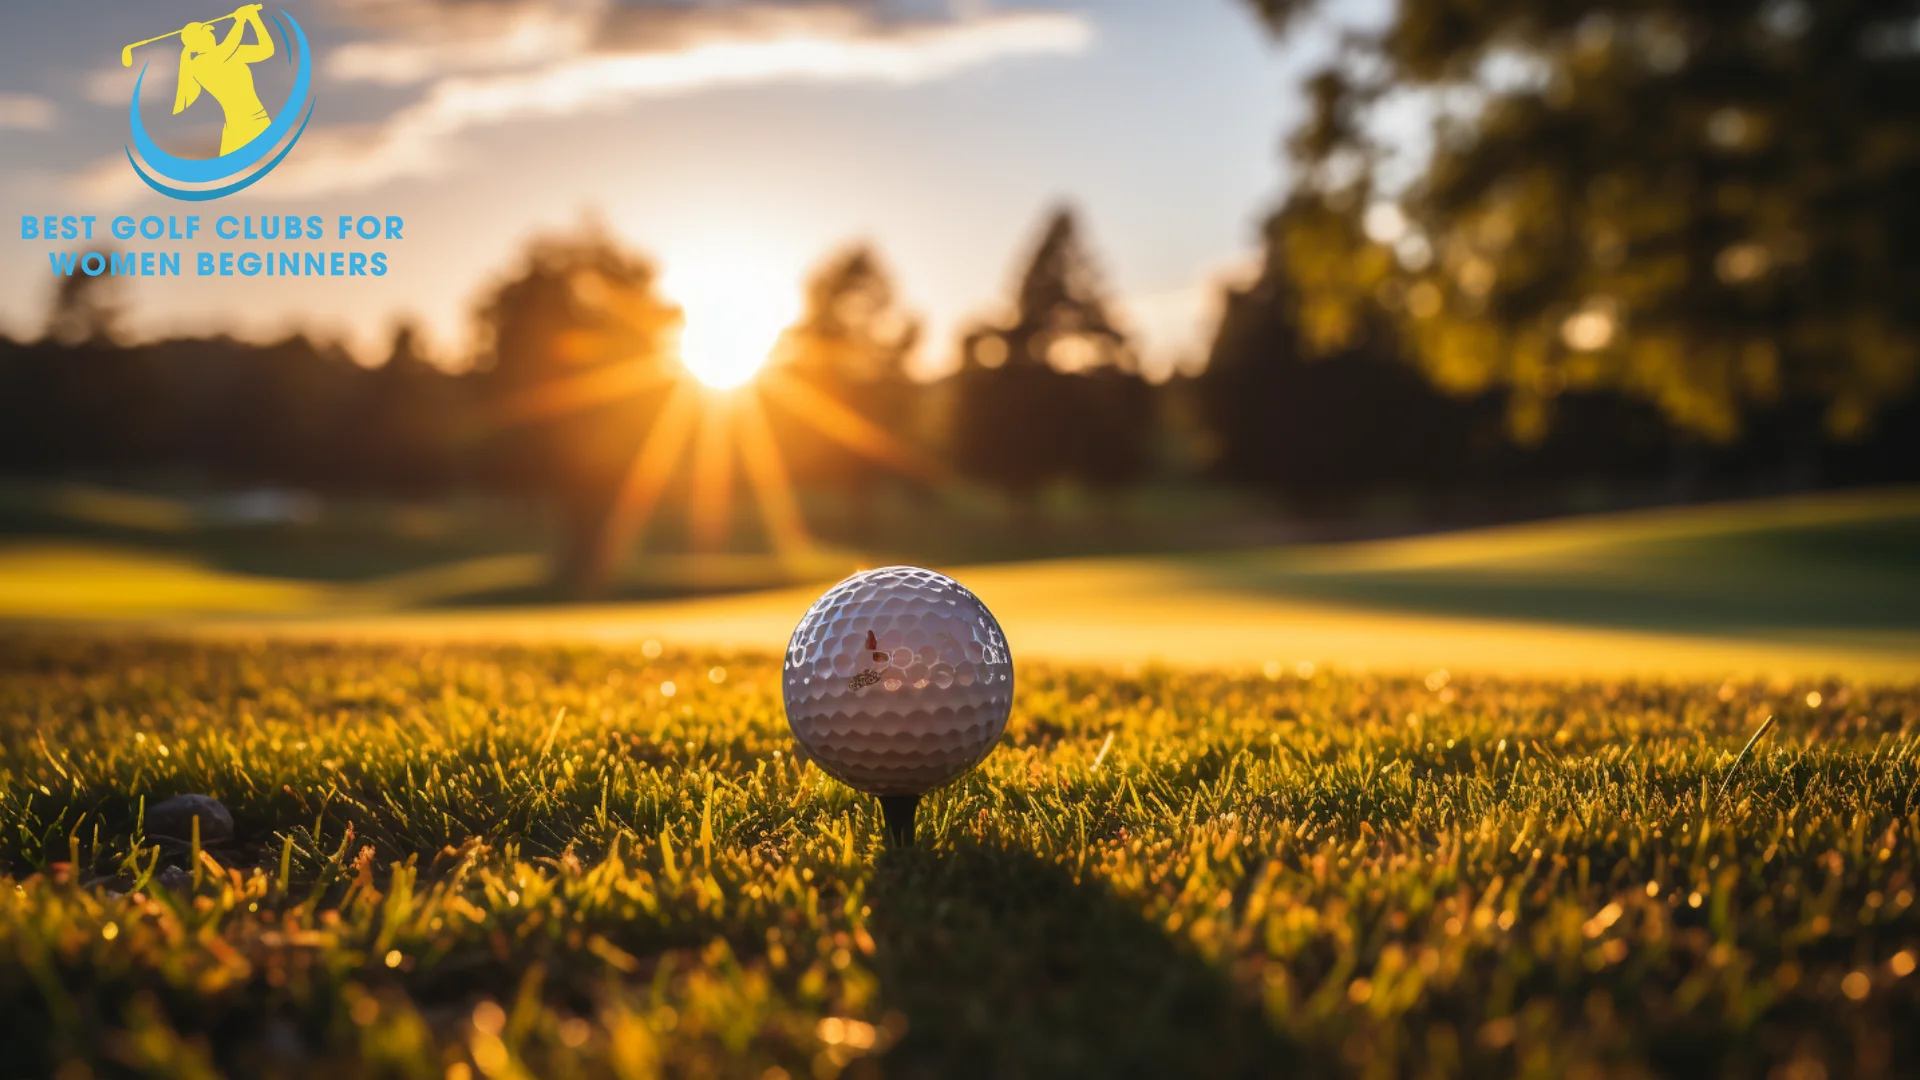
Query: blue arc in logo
xmin=125 ymin=9 xmax=316 ymax=201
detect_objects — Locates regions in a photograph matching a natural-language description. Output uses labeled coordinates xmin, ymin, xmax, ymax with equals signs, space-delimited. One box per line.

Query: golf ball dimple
xmin=783 ymin=566 xmax=1013 ymax=797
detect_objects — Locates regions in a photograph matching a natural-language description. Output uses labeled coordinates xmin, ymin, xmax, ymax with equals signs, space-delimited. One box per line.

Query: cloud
xmin=0 ymin=94 xmax=56 ymax=131
xmin=78 ymin=1 xmax=1090 ymax=201
xmin=326 ymin=0 xmax=603 ymax=86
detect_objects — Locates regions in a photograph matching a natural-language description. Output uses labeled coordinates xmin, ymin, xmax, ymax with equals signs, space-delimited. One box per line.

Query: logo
xmin=848 ymin=629 xmax=892 ymax=691
xmin=121 ymin=5 xmax=315 ymax=201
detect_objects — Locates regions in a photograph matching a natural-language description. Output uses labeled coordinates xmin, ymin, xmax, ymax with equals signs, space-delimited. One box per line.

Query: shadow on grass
xmin=1192 ymin=512 xmax=1920 ymax=639
xmin=866 ymin=840 xmax=1302 ymax=1080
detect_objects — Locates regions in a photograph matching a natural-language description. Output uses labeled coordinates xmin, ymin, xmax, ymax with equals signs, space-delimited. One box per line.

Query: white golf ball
xmin=783 ymin=566 xmax=1013 ymax=796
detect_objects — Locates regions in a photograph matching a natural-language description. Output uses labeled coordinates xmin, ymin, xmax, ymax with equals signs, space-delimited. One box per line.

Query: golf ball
xmin=783 ymin=566 xmax=1013 ymax=796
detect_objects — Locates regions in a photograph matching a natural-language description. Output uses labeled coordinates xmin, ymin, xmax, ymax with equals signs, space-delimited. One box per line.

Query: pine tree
xmin=951 ymin=207 xmax=1155 ymax=503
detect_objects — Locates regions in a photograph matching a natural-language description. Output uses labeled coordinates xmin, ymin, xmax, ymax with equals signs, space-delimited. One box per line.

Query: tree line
xmin=7 ymin=0 xmax=1920 ymax=532
xmin=3 ymin=197 xmax=1916 ymax=529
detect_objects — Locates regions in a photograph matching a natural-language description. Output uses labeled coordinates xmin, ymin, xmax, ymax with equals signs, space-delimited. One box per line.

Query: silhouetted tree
xmin=45 ymin=262 xmax=124 ymax=347
xmin=1202 ymin=270 xmax=1480 ymax=507
xmin=178 ymin=334 xmax=360 ymax=488
xmin=1 ymin=262 xmax=157 ymax=474
xmin=768 ymin=245 xmax=924 ymax=509
xmin=1246 ymin=0 xmax=1920 ymax=444
xmin=950 ymin=207 xmax=1155 ymax=505
xmin=345 ymin=324 xmax=467 ymax=496
xmin=1200 ymin=251 xmax=1679 ymax=513
xmin=471 ymin=221 xmax=679 ymax=594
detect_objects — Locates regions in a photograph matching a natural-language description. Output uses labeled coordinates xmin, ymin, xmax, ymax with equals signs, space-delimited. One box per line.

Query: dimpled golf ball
xmin=783 ymin=566 xmax=1013 ymax=796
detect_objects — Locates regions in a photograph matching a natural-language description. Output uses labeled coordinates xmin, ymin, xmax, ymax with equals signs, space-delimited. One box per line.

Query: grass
xmin=5 ymin=488 xmax=1918 ymax=681
xmin=1220 ymin=485 xmax=1920 ymax=638
xmin=2 ymin=637 xmax=1917 ymax=1078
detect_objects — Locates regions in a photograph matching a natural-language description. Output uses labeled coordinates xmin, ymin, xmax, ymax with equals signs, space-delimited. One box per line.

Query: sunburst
xmin=498 ymin=260 xmax=949 ymax=591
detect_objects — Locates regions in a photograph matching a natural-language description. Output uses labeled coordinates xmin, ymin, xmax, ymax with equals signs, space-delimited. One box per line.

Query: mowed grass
xmin=7 ymin=488 xmax=1918 ymax=681
xmin=2 ymin=637 xmax=1918 ymax=1079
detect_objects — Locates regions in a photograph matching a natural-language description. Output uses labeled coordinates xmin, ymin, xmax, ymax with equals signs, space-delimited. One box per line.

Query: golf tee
xmin=879 ymin=795 xmax=918 ymax=848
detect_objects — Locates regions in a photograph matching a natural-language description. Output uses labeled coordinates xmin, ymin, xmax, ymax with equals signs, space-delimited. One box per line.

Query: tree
xmin=186 ymin=333 xmax=361 ymax=489
xmin=768 ymin=245 xmax=923 ymax=504
xmin=1200 ymin=269 xmax=1491 ymax=508
xmin=346 ymin=324 xmax=466 ymax=497
xmin=1247 ymin=0 xmax=1920 ymax=443
xmin=950 ymin=207 xmax=1155 ymax=503
xmin=1200 ymin=258 xmax=1685 ymax=513
xmin=45 ymin=261 xmax=124 ymax=346
xmin=471 ymin=221 xmax=680 ymax=594
xmin=3 ymin=259 xmax=158 ymax=475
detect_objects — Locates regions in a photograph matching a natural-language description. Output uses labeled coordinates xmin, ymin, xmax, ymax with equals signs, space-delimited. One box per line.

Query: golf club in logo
xmin=122 ymin=5 xmax=316 ymax=201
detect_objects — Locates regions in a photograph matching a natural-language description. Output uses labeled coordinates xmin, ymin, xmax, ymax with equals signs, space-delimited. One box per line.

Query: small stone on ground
xmin=147 ymin=794 xmax=234 ymax=844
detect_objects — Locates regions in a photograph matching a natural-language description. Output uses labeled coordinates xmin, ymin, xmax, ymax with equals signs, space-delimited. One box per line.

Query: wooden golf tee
xmin=879 ymin=795 xmax=918 ymax=848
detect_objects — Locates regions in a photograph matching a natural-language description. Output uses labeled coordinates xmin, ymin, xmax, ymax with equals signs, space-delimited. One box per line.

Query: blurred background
xmin=2 ymin=0 xmax=1917 ymax=676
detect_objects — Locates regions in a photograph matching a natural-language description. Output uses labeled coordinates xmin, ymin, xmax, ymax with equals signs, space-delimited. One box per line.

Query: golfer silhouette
xmin=172 ymin=4 xmax=276 ymax=155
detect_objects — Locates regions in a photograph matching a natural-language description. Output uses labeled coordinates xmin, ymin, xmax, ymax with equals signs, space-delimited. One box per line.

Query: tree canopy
xmin=1248 ymin=0 xmax=1920 ymax=442
xmin=778 ymin=245 xmax=920 ymax=388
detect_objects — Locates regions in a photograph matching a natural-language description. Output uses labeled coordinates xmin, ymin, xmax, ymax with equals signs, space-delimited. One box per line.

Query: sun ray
xmin=592 ymin=380 xmax=700 ymax=585
xmin=505 ymin=258 xmax=956 ymax=586
xmin=734 ymin=389 xmax=816 ymax=563
xmin=687 ymin=393 xmax=737 ymax=551
xmin=759 ymin=368 xmax=952 ymax=486
xmin=495 ymin=361 xmax=676 ymax=427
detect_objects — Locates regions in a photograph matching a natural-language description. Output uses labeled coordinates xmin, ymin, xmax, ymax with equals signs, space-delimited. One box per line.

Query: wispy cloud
xmin=326 ymin=0 xmax=603 ymax=86
xmin=80 ymin=1 xmax=1091 ymax=200
xmin=0 ymin=93 xmax=56 ymax=131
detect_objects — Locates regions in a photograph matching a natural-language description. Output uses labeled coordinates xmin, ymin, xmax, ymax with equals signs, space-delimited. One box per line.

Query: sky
xmin=0 ymin=0 xmax=1367 ymax=378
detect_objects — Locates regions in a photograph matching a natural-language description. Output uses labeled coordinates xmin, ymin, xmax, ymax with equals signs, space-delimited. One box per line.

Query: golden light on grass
xmin=8 ymin=638 xmax=1919 ymax=1074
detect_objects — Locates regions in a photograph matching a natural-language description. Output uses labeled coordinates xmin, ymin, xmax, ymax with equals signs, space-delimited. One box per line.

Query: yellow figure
xmin=173 ymin=5 xmax=276 ymax=155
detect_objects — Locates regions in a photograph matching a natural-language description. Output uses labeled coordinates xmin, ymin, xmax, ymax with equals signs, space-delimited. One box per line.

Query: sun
xmin=497 ymin=248 xmax=952 ymax=593
xmin=663 ymin=258 xmax=800 ymax=390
